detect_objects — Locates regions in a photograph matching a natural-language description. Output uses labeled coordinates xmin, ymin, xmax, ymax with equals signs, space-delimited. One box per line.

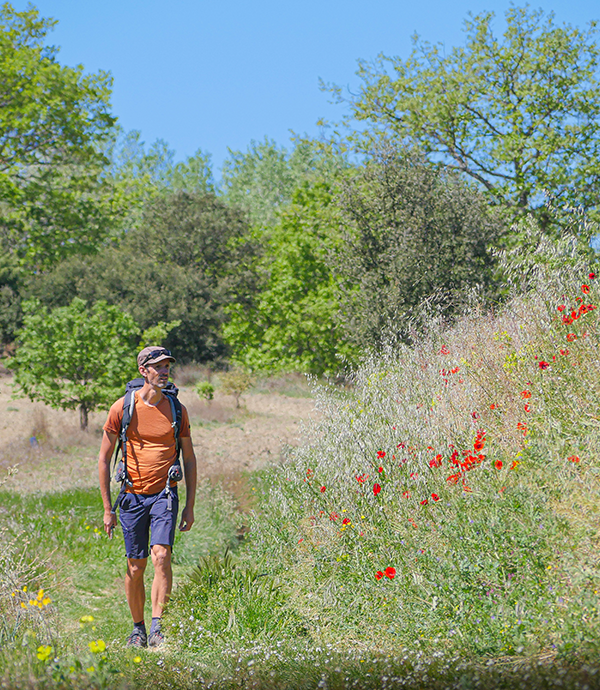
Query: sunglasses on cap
xmin=140 ymin=348 xmax=173 ymax=366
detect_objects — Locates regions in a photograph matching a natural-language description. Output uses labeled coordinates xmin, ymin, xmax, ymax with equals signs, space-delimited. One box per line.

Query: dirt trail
xmin=0 ymin=372 xmax=317 ymax=497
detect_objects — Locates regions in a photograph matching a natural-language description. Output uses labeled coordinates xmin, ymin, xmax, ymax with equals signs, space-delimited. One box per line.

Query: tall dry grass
xmin=168 ymin=233 xmax=600 ymax=677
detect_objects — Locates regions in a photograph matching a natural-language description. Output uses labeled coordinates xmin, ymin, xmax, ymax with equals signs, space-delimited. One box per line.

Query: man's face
xmin=140 ymin=359 xmax=171 ymax=388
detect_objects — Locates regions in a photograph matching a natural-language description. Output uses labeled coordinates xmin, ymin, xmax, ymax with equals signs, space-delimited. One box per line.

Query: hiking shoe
xmin=148 ymin=629 xmax=165 ymax=648
xmin=126 ymin=629 xmax=147 ymax=648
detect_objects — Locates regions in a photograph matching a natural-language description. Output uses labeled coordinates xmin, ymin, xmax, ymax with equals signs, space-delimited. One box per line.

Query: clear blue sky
xmin=13 ymin=1 xmax=600 ymax=172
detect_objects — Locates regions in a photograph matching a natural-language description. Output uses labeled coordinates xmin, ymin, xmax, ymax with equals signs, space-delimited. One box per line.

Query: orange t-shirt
xmin=104 ymin=392 xmax=191 ymax=495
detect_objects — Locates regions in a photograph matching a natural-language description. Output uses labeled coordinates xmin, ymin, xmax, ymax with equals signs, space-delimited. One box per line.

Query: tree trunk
xmin=79 ymin=404 xmax=89 ymax=430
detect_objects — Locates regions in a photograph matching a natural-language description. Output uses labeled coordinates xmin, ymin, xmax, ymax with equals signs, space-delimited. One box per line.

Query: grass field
xmin=3 ymin=242 xmax=600 ymax=689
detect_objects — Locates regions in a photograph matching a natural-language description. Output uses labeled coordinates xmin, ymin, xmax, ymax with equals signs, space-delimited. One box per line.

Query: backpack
xmin=111 ymin=378 xmax=183 ymax=514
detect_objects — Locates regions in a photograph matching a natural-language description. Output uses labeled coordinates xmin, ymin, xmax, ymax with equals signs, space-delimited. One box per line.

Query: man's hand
xmin=179 ymin=505 xmax=195 ymax=532
xmin=104 ymin=509 xmax=117 ymax=538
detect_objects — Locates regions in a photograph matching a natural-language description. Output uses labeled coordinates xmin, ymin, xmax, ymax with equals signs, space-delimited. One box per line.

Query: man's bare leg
xmin=150 ymin=544 xmax=172 ymax=618
xmin=125 ymin=558 xmax=147 ymax=623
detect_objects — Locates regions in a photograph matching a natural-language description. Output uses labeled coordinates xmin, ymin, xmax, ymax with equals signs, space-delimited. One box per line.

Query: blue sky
xmin=13 ymin=1 xmax=600 ymax=172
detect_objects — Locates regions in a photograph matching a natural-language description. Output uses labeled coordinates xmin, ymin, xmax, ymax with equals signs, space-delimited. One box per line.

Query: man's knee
xmin=127 ymin=558 xmax=147 ymax=580
xmin=151 ymin=544 xmax=171 ymax=570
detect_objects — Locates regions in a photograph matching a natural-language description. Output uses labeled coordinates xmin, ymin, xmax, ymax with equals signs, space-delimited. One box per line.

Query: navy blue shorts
xmin=119 ymin=488 xmax=179 ymax=560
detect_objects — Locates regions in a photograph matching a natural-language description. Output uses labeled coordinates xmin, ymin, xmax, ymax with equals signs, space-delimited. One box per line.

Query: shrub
xmin=196 ymin=381 xmax=215 ymax=402
xmin=219 ymin=369 xmax=253 ymax=408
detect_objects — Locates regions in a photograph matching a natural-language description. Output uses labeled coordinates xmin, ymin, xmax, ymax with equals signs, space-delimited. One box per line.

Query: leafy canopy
xmin=9 ymin=298 xmax=139 ymax=429
xmin=223 ymin=182 xmax=358 ymax=376
xmin=0 ymin=2 xmax=116 ymax=266
xmin=332 ymin=147 xmax=504 ymax=349
xmin=26 ymin=192 xmax=260 ymax=363
xmin=341 ymin=6 xmax=600 ymax=227
xmin=221 ymin=137 xmax=349 ymax=228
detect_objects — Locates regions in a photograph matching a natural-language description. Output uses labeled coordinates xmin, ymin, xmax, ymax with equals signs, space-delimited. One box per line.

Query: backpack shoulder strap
xmin=164 ymin=391 xmax=183 ymax=458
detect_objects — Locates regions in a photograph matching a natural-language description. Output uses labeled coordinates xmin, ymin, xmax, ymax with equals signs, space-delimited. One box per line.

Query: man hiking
xmin=98 ymin=346 xmax=197 ymax=648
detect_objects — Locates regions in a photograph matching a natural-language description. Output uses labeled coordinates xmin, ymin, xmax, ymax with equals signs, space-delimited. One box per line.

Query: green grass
xmin=5 ymin=246 xmax=600 ymax=688
xmin=0 ymin=479 xmax=242 ymax=689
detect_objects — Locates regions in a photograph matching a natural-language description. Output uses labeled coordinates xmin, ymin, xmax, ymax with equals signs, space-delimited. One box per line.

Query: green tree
xmin=0 ymin=3 xmax=116 ymax=266
xmin=340 ymin=6 xmax=600 ymax=228
xmin=26 ymin=192 xmax=260 ymax=363
xmin=223 ymin=182 xmax=358 ymax=375
xmin=9 ymin=298 xmax=140 ymax=429
xmin=221 ymin=137 xmax=349 ymax=227
xmin=332 ymin=148 xmax=504 ymax=349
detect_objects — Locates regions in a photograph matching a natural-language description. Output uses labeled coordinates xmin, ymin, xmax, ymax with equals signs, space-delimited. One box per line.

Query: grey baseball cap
xmin=137 ymin=346 xmax=175 ymax=368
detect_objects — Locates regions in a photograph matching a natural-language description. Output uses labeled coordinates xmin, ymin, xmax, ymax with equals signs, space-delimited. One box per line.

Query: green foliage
xmin=219 ymin=369 xmax=253 ymax=408
xmin=224 ymin=182 xmax=359 ymax=375
xmin=0 ymin=253 xmax=25 ymax=346
xmin=139 ymin=320 xmax=181 ymax=349
xmin=342 ymin=6 xmax=600 ymax=227
xmin=9 ymin=298 xmax=139 ymax=429
xmin=0 ymin=3 xmax=117 ymax=267
xmin=332 ymin=147 xmax=504 ymax=349
xmin=196 ymin=380 xmax=215 ymax=402
xmin=221 ymin=137 xmax=349 ymax=227
xmin=25 ymin=191 xmax=260 ymax=363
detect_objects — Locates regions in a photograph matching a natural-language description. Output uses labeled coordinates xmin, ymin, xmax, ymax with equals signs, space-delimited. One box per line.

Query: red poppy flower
xmin=402 ymin=490 xmax=410 ymax=498
xmin=342 ymin=517 xmax=351 ymax=525
xmin=538 ymin=361 xmax=549 ymax=369
xmin=568 ymin=455 xmax=580 ymax=463
xmin=557 ymin=305 xmax=566 ymax=312
xmin=356 ymin=474 xmax=368 ymax=483
xmin=431 ymin=493 xmax=440 ymax=501
xmin=429 ymin=454 xmax=442 ymax=468
xmin=373 ymin=483 xmax=381 ymax=496
xmin=474 ymin=439 xmax=485 ymax=452
xmin=384 ymin=567 xmax=396 ymax=579
xmin=494 ymin=460 xmax=503 ymax=470
xmin=377 ymin=450 xmax=386 ymax=459
xmin=420 ymin=499 xmax=428 ymax=505
xmin=589 ymin=273 xmax=596 ymax=279
xmin=378 ymin=466 xmax=383 ymax=473
xmin=306 ymin=468 xmax=313 ymax=478
xmin=520 ymin=390 xmax=531 ymax=399
xmin=320 ymin=486 xmax=326 ymax=493
xmin=582 ymin=285 xmax=591 ymax=294
xmin=517 ymin=422 xmax=527 ymax=433
xmin=447 ymin=473 xmax=461 ymax=484
xmin=490 ymin=403 xmax=497 ymax=410
xmin=451 ymin=366 xmax=459 ymax=374
xmin=510 ymin=460 xmax=519 ymax=470
xmin=298 ymin=538 xmax=304 ymax=543
xmin=375 ymin=571 xmax=384 ymax=580
xmin=560 ymin=349 xmax=570 ymax=356
xmin=472 ymin=411 xmax=480 ymax=420
xmin=567 ymin=333 xmax=577 ymax=342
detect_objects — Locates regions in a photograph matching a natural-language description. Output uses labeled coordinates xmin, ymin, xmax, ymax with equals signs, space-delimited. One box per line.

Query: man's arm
xmin=98 ymin=430 xmax=118 ymax=537
xmin=179 ymin=436 xmax=197 ymax=532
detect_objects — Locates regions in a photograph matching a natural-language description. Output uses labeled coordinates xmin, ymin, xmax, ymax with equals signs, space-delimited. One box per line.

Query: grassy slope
xmin=4 ymin=251 xmax=600 ymax=689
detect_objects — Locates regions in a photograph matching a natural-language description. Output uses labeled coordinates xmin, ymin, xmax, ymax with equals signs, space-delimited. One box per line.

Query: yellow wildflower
xmin=88 ymin=639 xmax=106 ymax=654
xmin=36 ymin=645 xmax=53 ymax=662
